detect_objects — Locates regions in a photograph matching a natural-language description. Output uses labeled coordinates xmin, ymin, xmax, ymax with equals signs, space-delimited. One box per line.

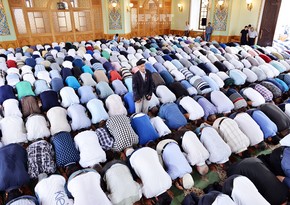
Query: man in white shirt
xmin=241 ymin=87 xmax=265 ymax=107
xmin=150 ymin=116 xmax=172 ymax=137
xmin=102 ymin=160 xmax=142 ymax=204
xmin=35 ymin=174 xmax=73 ymax=205
xmin=2 ymin=98 xmax=22 ymax=117
xmin=181 ymin=130 xmax=210 ymax=175
xmin=74 ymin=130 xmax=106 ymax=168
xmin=67 ymin=169 xmax=112 ymax=205
xmin=213 ymin=117 xmax=250 ymax=156
xmin=178 ymin=96 xmax=204 ymax=121
xmin=0 ymin=116 xmax=27 ymax=145
xmin=248 ymin=26 xmax=258 ymax=46
xmin=210 ymin=90 xmax=234 ymax=115
xmin=155 ymin=85 xmax=176 ymax=104
xmin=230 ymin=112 xmax=265 ymax=148
xmin=223 ymin=175 xmax=270 ymax=205
xmin=128 ymin=147 xmax=173 ymax=204
xmin=59 ymin=86 xmax=80 ymax=108
xmin=25 ymin=114 xmax=50 ymax=141
xmin=105 ymin=94 xmax=127 ymax=117
xmin=198 ymin=123 xmax=232 ymax=165
xmin=67 ymin=104 xmax=91 ymax=131
xmin=46 ymin=106 xmax=71 ymax=135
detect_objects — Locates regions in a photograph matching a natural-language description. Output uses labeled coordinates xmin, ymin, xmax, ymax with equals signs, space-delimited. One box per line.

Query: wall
xmin=274 ymin=0 xmax=290 ymax=40
xmin=123 ymin=0 xmax=131 ymax=34
xmin=189 ymin=0 xmax=201 ymax=31
xmin=228 ymin=0 xmax=263 ymax=36
xmin=103 ymin=0 xmax=125 ymax=34
xmin=170 ymin=0 xmax=264 ymax=42
xmin=0 ymin=0 xmax=16 ymax=42
xmin=171 ymin=0 xmax=190 ymax=30
xmin=102 ymin=0 xmax=131 ymax=35
xmin=208 ymin=0 xmax=232 ymax=37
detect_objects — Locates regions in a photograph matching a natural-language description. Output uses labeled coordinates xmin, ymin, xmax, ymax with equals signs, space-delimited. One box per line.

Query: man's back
xmin=227 ymin=158 xmax=288 ymax=205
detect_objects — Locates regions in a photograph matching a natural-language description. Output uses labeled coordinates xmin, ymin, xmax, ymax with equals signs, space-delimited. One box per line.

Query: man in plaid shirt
xmin=95 ymin=127 xmax=114 ymax=151
xmin=250 ymin=83 xmax=273 ymax=102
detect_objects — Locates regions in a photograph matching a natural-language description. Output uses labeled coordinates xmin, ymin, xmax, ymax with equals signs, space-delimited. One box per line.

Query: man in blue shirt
xmin=205 ymin=22 xmax=213 ymax=42
xmin=158 ymin=102 xmax=188 ymax=130
xmin=247 ymin=109 xmax=280 ymax=145
xmin=131 ymin=113 xmax=159 ymax=145
xmin=156 ymin=139 xmax=194 ymax=190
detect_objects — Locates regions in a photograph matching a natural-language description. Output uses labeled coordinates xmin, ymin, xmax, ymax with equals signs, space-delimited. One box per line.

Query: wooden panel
xmin=55 ymin=34 xmax=75 ymax=43
xmin=94 ymin=33 xmax=105 ymax=39
xmin=17 ymin=38 xmax=31 ymax=47
xmin=31 ymin=36 xmax=54 ymax=45
xmin=8 ymin=0 xmax=104 ymax=45
xmin=130 ymin=0 xmax=172 ymax=36
xmin=33 ymin=0 xmax=49 ymax=8
xmin=0 ymin=41 xmax=18 ymax=49
xmin=91 ymin=0 xmax=102 ymax=6
xmin=258 ymin=0 xmax=282 ymax=46
xmin=76 ymin=33 xmax=94 ymax=41
xmin=93 ymin=6 xmax=103 ymax=34
xmin=229 ymin=35 xmax=240 ymax=42
xmin=8 ymin=0 xmax=22 ymax=7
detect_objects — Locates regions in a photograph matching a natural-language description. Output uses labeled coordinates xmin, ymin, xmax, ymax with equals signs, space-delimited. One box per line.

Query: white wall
xmin=189 ymin=0 xmax=201 ymax=31
xmin=274 ymin=0 xmax=290 ymax=40
xmin=124 ymin=0 xmax=131 ymax=33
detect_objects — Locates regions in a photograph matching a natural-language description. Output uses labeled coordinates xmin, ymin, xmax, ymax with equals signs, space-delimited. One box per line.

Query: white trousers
xmin=135 ymin=97 xmax=149 ymax=114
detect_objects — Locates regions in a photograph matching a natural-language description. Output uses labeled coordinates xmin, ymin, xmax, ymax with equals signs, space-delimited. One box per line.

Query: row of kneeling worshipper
xmin=0 ymin=34 xmax=290 ymax=204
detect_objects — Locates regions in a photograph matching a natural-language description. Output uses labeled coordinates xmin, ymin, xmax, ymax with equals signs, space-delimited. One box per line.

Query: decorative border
xmin=0 ymin=0 xmax=11 ymax=36
xmin=213 ymin=0 xmax=228 ymax=31
xmin=108 ymin=0 xmax=122 ymax=30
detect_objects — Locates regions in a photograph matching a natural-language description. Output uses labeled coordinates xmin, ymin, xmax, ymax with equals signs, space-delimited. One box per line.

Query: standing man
xmin=133 ymin=59 xmax=153 ymax=113
xmin=184 ymin=21 xmax=190 ymax=37
xmin=248 ymin=26 xmax=258 ymax=46
xmin=205 ymin=22 xmax=213 ymax=42
xmin=113 ymin=33 xmax=119 ymax=42
xmin=240 ymin=25 xmax=248 ymax=45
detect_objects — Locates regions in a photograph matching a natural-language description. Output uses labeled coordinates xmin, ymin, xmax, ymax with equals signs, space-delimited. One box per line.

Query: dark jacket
xmin=259 ymin=103 xmax=290 ymax=132
xmin=227 ymin=158 xmax=288 ymax=205
xmin=132 ymin=69 xmax=153 ymax=102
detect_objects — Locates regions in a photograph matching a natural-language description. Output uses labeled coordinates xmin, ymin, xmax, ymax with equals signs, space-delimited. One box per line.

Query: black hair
xmin=136 ymin=59 xmax=146 ymax=66
xmin=145 ymin=140 xmax=156 ymax=149
xmin=156 ymin=192 xmax=173 ymax=205
xmin=150 ymin=106 xmax=159 ymax=116
xmin=65 ymin=163 xmax=81 ymax=178
xmin=6 ymin=189 xmax=22 ymax=204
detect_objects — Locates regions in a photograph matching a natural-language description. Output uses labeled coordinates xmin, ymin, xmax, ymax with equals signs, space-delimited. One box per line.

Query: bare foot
xmin=277 ymin=175 xmax=285 ymax=182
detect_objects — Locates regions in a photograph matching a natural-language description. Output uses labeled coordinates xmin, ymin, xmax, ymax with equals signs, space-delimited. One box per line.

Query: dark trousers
xmin=248 ymin=37 xmax=256 ymax=46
